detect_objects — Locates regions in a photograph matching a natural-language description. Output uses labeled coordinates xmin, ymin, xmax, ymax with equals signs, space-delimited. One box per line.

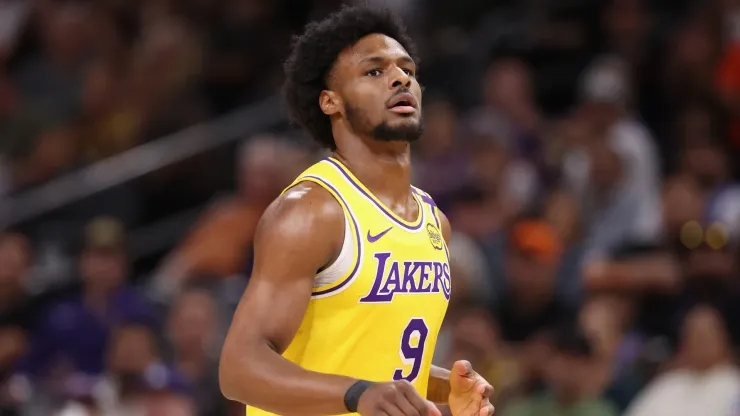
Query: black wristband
xmin=344 ymin=380 xmax=374 ymax=412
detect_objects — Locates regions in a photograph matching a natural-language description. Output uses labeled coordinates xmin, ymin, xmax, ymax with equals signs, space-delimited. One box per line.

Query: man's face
xmin=326 ymin=34 xmax=423 ymax=143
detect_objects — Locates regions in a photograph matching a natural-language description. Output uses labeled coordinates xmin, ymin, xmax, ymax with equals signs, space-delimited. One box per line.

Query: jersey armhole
xmin=285 ymin=175 xmax=363 ymax=299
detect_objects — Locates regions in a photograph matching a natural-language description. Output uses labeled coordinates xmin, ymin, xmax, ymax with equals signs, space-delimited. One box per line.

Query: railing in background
xmin=0 ymin=95 xmax=286 ymax=229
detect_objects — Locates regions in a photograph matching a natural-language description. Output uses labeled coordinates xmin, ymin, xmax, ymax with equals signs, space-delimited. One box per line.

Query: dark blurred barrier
xmin=0 ymin=95 xmax=286 ymax=229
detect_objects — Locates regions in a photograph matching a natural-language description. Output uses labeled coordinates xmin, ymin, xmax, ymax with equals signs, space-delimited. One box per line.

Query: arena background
xmin=1 ymin=0 xmax=740 ymax=414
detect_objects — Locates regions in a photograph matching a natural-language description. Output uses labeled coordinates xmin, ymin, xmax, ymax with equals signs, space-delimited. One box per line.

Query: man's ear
xmin=319 ymin=90 xmax=342 ymax=116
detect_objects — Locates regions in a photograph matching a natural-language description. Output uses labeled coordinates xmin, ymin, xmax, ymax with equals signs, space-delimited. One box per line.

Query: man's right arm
xmin=219 ymin=182 xmax=357 ymax=415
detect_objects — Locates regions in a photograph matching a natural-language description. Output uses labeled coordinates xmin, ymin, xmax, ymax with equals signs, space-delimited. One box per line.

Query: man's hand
xmin=358 ymin=380 xmax=442 ymax=416
xmin=448 ymin=361 xmax=495 ymax=416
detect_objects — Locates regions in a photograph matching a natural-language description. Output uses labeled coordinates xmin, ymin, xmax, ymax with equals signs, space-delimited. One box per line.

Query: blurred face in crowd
xmin=470 ymin=140 xmax=508 ymax=191
xmin=0 ymin=233 xmax=31 ymax=301
xmin=603 ymin=0 xmax=650 ymax=55
xmin=483 ymin=59 xmax=536 ymax=128
xmin=507 ymin=222 xmax=561 ymax=307
xmin=82 ymin=61 xmax=117 ymax=116
xmin=107 ymin=324 xmax=159 ymax=374
xmin=80 ymin=247 xmax=128 ymax=294
xmin=167 ymin=289 xmax=219 ymax=355
xmin=579 ymin=296 xmax=631 ymax=360
xmin=448 ymin=308 xmax=500 ymax=369
xmin=507 ymin=252 xmax=556 ymax=303
xmin=41 ymin=3 xmax=91 ymax=66
xmin=681 ymin=142 xmax=728 ymax=189
xmin=671 ymin=18 xmax=715 ymax=70
xmin=661 ymin=177 xmax=703 ymax=235
xmin=324 ymin=34 xmax=424 ymax=144
xmin=418 ymin=99 xmax=457 ymax=155
xmin=679 ymin=306 xmax=731 ymax=372
xmin=238 ymin=138 xmax=309 ymax=204
xmin=546 ymin=350 xmax=591 ymax=401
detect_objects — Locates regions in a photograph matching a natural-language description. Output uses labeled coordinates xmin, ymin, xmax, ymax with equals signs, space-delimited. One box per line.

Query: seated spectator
xmin=491 ymin=219 xmax=574 ymax=344
xmin=579 ymin=295 xmax=645 ymax=411
xmin=437 ymin=304 xmax=522 ymax=410
xmin=0 ymin=233 xmax=33 ymax=372
xmin=95 ymin=319 xmax=191 ymax=414
xmin=12 ymin=217 xmax=157 ymax=390
xmin=165 ymin=287 xmax=226 ymax=415
xmin=504 ymin=326 xmax=618 ymax=416
xmin=151 ymin=136 xmax=313 ymax=301
xmin=625 ymin=305 xmax=740 ymax=416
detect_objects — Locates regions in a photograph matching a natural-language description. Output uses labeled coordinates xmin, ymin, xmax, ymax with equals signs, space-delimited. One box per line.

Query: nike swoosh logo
xmin=367 ymin=227 xmax=392 ymax=243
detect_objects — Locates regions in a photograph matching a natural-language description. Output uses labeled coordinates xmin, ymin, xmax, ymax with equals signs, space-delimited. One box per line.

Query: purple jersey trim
xmin=325 ymin=158 xmax=424 ymax=231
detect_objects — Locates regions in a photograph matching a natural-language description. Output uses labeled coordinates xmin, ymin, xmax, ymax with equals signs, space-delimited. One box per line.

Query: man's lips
xmin=387 ymin=92 xmax=418 ymax=114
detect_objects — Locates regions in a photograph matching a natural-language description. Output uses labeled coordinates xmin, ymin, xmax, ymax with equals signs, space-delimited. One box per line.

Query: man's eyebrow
xmin=359 ymin=55 xmax=415 ymax=65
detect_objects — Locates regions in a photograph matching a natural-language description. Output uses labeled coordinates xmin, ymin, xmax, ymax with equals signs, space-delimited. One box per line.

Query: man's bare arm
xmin=218 ymin=183 xmax=357 ymax=415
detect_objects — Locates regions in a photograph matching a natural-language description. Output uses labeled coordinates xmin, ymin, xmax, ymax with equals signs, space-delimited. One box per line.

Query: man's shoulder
xmin=257 ymin=181 xmax=345 ymax=242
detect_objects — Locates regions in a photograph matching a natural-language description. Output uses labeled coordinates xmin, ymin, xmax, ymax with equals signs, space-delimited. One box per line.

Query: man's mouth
xmin=387 ymin=92 xmax=418 ymax=114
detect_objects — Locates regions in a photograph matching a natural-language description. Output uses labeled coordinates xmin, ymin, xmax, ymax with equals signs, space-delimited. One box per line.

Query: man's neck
xmin=333 ymin=134 xmax=413 ymax=210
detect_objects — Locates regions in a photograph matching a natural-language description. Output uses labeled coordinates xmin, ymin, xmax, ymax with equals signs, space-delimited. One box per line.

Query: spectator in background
xmin=625 ymin=305 xmax=740 ymax=416
xmin=504 ymin=326 xmax=618 ymax=416
xmin=165 ymin=288 xmax=226 ymax=415
xmin=468 ymin=135 xmax=539 ymax=227
xmin=13 ymin=2 xmax=90 ymax=121
xmin=564 ymin=55 xmax=662 ymax=263
xmin=437 ymin=305 xmax=522 ymax=411
xmin=151 ymin=136 xmax=313 ymax=302
xmin=579 ymin=295 xmax=645 ymax=412
xmin=468 ymin=59 xmax=548 ymax=178
xmin=412 ymin=96 xmax=470 ymax=206
xmin=12 ymin=217 xmax=156 ymax=393
xmin=92 ymin=320 xmax=190 ymax=415
xmin=0 ymin=232 xmax=37 ymax=415
xmin=491 ymin=219 xmax=573 ymax=344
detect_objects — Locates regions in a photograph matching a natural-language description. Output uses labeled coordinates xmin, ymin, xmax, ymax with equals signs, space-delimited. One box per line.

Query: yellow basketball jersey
xmin=247 ymin=157 xmax=450 ymax=416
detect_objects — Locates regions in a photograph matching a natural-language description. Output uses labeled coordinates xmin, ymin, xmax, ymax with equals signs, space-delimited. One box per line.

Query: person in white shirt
xmin=625 ymin=305 xmax=740 ymax=416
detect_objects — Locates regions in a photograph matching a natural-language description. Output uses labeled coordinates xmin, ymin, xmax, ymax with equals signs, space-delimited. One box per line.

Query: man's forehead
xmin=338 ymin=33 xmax=412 ymax=65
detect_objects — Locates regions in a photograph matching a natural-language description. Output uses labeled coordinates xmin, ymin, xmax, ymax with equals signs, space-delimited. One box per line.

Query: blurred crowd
xmin=2 ymin=0 xmax=740 ymax=415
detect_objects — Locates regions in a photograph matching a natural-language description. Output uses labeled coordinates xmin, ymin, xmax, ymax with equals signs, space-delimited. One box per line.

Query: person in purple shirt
xmin=13 ymin=217 xmax=157 ymax=387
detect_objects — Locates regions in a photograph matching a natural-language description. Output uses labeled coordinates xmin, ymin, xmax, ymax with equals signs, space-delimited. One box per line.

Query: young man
xmin=219 ymin=6 xmax=495 ymax=416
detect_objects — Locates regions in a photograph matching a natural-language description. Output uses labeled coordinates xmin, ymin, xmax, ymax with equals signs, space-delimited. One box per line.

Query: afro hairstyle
xmin=283 ymin=5 xmax=418 ymax=150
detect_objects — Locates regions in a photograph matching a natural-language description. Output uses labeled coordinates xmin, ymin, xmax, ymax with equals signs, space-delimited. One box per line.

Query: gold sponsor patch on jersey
xmin=426 ymin=223 xmax=443 ymax=250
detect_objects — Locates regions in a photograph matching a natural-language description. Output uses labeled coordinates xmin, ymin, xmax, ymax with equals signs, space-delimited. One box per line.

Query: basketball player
xmin=219 ymin=6 xmax=495 ymax=416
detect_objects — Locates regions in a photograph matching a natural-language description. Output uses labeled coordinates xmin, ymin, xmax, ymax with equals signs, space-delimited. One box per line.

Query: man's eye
xmin=366 ymin=69 xmax=382 ymax=77
xmin=402 ymin=68 xmax=414 ymax=76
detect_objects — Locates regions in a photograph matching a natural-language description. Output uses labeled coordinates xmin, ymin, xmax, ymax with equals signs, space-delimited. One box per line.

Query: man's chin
xmin=371 ymin=120 xmax=424 ymax=143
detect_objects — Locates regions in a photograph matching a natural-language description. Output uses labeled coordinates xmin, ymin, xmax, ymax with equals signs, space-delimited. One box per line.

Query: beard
xmin=345 ymin=103 xmax=424 ymax=143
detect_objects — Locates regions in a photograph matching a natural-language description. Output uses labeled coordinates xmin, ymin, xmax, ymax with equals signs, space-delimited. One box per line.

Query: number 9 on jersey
xmin=393 ymin=318 xmax=429 ymax=383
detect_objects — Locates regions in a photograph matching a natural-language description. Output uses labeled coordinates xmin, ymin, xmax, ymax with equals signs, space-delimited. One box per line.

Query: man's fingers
xmin=379 ymin=401 xmax=405 ymax=416
xmin=477 ymin=382 xmax=494 ymax=398
xmin=453 ymin=360 xmax=473 ymax=377
xmin=426 ymin=400 xmax=443 ymax=416
xmin=479 ymin=403 xmax=495 ymax=415
xmin=400 ymin=384 xmax=430 ymax=415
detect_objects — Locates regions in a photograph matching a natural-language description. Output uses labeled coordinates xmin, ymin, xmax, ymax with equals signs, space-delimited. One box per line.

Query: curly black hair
xmin=283 ymin=5 xmax=418 ymax=150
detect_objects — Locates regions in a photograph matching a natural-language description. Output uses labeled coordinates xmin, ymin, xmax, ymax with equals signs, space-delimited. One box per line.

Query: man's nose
xmin=389 ymin=67 xmax=411 ymax=89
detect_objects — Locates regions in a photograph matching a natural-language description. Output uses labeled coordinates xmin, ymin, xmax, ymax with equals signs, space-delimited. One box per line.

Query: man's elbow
xmin=218 ymin=354 xmax=238 ymax=402
xmin=219 ymin=347 xmax=251 ymax=403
